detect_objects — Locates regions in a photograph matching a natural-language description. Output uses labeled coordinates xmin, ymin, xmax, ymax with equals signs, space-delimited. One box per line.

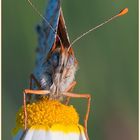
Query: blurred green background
xmin=2 ymin=0 xmax=138 ymax=140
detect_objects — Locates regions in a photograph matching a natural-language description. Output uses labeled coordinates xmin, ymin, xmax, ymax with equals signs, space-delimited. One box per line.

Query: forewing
xmin=33 ymin=0 xmax=61 ymax=89
xmin=36 ymin=0 xmax=60 ymax=63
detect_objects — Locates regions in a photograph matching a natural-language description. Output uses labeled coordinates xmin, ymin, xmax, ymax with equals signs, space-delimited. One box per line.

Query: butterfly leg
xmin=27 ymin=74 xmax=42 ymax=103
xmin=64 ymin=81 xmax=77 ymax=105
xmin=23 ymin=89 xmax=50 ymax=130
xmin=30 ymin=74 xmax=42 ymax=89
xmin=63 ymin=92 xmax=91 ymax=140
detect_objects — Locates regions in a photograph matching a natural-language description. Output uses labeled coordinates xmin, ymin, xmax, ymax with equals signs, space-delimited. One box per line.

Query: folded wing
xmin=33 ymin=0 xmax=71 ymax=90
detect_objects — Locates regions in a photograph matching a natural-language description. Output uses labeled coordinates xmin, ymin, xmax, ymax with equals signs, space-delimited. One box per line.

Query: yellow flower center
xmin=14 ymin=97 xmax=79 ymax=133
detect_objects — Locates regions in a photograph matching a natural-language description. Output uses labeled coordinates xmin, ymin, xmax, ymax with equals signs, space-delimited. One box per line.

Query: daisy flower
xmin=13 ymin=97 xmax=87 ymax=140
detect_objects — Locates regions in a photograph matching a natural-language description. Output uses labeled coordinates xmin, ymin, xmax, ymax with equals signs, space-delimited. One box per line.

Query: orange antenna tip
xmin=117 ymin=8 xmax=128 ymax=17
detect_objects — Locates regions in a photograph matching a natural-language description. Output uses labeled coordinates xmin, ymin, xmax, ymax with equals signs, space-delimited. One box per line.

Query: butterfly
xmin=23 ymin=0 xmax=128 ymax=139
xmin=32 ymin=0 xmax=78 ymax=99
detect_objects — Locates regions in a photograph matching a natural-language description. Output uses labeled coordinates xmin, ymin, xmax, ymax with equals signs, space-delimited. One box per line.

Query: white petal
xmin=13 ymin=129 xmax=86 ymax=140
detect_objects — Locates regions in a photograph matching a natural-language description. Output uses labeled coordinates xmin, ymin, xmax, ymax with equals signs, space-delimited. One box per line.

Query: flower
xmin=13 ymin=124 xmax=86 ymax=140
xmin=13 ymin=97 xmax=86 ymax=140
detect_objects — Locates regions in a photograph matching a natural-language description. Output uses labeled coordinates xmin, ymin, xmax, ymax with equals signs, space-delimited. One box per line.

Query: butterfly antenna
xmin=27 ymin=0 xmax=62 ymax=45
xmin=70 ymin=8 xmax=128 ymax=48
